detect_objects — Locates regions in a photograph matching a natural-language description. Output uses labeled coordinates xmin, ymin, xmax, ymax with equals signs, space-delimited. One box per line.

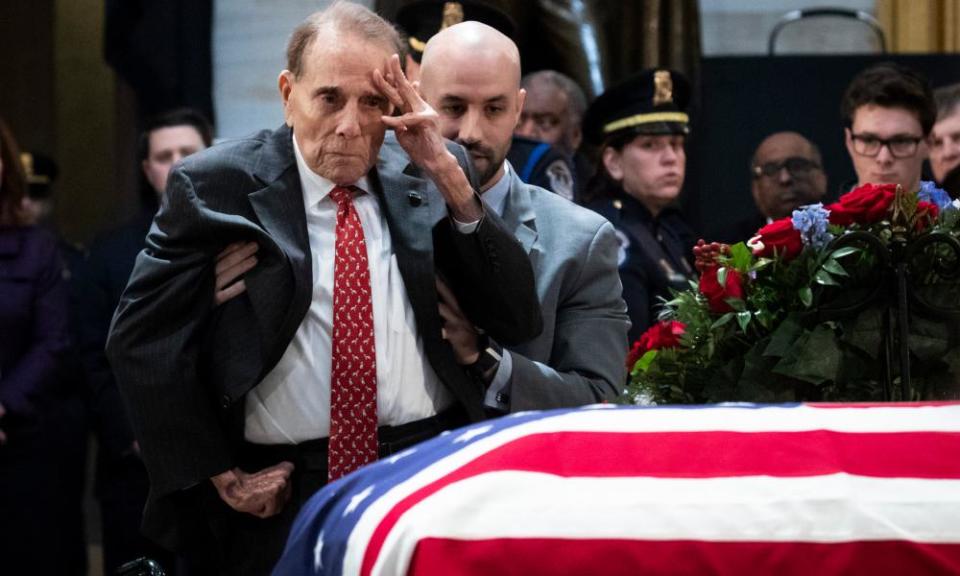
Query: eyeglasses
xmin=850 ymin=133 xmax=924 ymax=158
xmin=753 ymin=157 xmax=821 ymax=179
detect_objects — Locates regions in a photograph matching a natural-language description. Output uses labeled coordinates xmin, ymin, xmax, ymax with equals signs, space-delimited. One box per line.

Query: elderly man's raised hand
xmin=374 ymin=55 xmax=449 ymax=171
xmin=374 ymin=54 xmax=482 ymax=222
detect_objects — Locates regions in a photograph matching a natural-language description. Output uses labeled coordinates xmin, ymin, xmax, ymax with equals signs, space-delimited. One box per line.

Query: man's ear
xmin=844 ymin=127 xmax=854 ymax=157
xmin=602 ymin=146 xmax=623 ymax=181
xmin=516 ymin=88 xmax=527 ymax=122
xmin=278 ymin=70 xmax=294 ymax=126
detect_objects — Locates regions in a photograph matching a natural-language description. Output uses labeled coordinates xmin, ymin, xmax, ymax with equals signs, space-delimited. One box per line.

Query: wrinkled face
xmin=845 ymin=104 xmax=927 ymax=192
xmin=280 ymin=32 xmax=392 ymax=185
xmin=603 ymin=134 xmax=686 ymax=214
xmin=420 ymin=50 xmax=524 ymax=189
xmin=515 ymin=80 xmax=578 ymax=154
xmin=142 ymin=125 xmax=207 ymax=195
xmin=931 ymin=109 xmax=960 ymax=183
xmin=751 ymin=136 xmax=826 ymax=220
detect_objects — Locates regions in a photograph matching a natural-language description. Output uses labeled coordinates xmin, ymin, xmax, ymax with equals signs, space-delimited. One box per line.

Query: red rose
xmin=748 ymin=217 xmax=803 ymax=261
xmin=827 ymin=183 xmax=897 ymax=226
xmin=627 ymin=320 xmax=686 ymax=367
xmin=699 ymin=265 xmax=745 ymax=313
xmin=916 ymin=200 xmax=939 ymax=231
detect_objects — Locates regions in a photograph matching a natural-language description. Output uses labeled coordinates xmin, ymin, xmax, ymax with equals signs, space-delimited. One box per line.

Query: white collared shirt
xmin=244 ymin=137 xmax=452 ymax=444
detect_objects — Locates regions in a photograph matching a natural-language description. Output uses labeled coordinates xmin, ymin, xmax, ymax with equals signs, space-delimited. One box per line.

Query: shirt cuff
xmin=483 ymin=349 xmax=513 ymax=411
xmin=452 ymin=216 xmax=482 ymax=234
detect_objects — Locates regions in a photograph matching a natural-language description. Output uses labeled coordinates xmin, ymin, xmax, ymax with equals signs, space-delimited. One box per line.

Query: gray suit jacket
xmin=105 ymin=125 xmax=541 ymax=548
xmin=499 ymin=169 xmax=629 ymax=409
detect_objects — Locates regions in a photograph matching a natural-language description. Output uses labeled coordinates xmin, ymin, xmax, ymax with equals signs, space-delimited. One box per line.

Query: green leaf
xmin=815 ymin=269 xmax=839 ymax=286
xmin=830 ymin=246 xmax=860 ymax=259
xmin=636 ymin=349 xmax=659 ymax=372
xmin=729 ymin=242 xmax=753 ymax=270
xmin=763 ymin=315 xmax=804 ymax=358
xmin=737 ymin=311 xmax=752 ymax=332
xmin=711 ymin=313 xmax=734 ymax=329
xmin=726 ymin=297 xmax=747 ymax=312
xmin=717 ymin=266 xmax=728 ymax=288
xmin=798 ymin=286 xmax=813 ymax=307
xmin=822 ymin=259 xmax=849 ymax=277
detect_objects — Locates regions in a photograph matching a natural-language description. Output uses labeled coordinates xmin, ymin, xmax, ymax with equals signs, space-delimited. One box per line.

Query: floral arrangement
xmin=625 ymin=182 xmax=960 ymax=405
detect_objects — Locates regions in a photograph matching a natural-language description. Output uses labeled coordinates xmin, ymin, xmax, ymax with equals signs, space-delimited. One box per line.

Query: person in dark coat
xmin=584 ymin=69 xmax=697 ymax=343
xmin=0 ymin=118 xmax=71 ymax=575
xmin=84 ymin=107 xmax=212 ymax=574
xmin=20 ymin=150 xmax=90 ymax=575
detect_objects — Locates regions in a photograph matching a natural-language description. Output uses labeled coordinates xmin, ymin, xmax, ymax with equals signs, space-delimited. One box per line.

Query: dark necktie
xmin=327 ymin=185 xmax=378 ymax=481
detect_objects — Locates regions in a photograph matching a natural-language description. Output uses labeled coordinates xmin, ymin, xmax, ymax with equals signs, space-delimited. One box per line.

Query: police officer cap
xmin=396 ymin=1 xmax=516 ymax=63
xmin=20 ymin=152 xmax=59 ymax=200
xmin=582 ymin=68 xmax=691 ymax=147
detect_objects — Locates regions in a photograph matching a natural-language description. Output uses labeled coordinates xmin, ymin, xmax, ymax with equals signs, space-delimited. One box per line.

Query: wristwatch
xmin=467 ymin=333 xmax=503 ymax=386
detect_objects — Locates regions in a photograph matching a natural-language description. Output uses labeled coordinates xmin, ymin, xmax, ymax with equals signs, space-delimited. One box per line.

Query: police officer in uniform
xmin=584 ymin=69 xmax=696 ymax=342
xmin=507 ymin=135 xmax=576 ymax=201
xmin=394 ymin=0 xmax=578 ymax=200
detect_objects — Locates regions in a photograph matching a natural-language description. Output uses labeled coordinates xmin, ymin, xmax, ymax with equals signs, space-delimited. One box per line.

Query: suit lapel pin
xmin=408 ymin=191 xmax=423 ymax=207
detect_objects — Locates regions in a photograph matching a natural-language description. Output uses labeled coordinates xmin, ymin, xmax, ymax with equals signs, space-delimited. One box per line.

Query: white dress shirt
xmin=244 ymin=137 xmax=452 ymax=444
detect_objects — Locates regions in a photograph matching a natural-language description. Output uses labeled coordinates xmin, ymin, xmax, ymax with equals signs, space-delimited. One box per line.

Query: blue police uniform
xmin=582 ymin=68 xmax=697 ymax=343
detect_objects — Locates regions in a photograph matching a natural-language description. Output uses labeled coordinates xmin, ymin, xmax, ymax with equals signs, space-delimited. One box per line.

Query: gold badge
xmin=442 ymin=2 xmax=464 ymax=29
xmin=20 ymin=152 xmax=50 ymax=185
xmin=653 ymin=70 xmax=673 ymax=106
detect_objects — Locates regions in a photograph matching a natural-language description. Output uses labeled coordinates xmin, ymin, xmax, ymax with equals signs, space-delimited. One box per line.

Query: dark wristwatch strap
xmin=467 ymin=334 xmax=503 ymax=386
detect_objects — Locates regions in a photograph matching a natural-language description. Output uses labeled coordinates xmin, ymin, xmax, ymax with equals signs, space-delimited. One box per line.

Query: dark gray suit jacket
xmin=499 ymin=169 xmax=629 ymax=409
xmin=105 ymin=125 xmax=541 ymax=548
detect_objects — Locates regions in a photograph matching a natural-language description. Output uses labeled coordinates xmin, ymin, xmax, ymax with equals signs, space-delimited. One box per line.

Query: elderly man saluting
xmin=105 ymin=2 xmax=541 ymax=574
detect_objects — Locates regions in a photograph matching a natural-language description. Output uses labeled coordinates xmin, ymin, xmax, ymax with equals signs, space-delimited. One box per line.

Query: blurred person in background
xmin=511 ymin=69 xmax=589 ymax=202
xmin=931 ymin=82 xmax=960 ymax=198
xmin=0 ymin=117 xmax=71 ymax=574
xmin=84 ymin=107 xmax=212 ymax=575
xmin=719 ymin=132 xmax=828 ymax=243
xmin=841 ymin=63 xmax=935 ymax=194
xmin=20 ymin=150 xmax=90 ymax=575
xmin=584 ymin=70 xmax=697 ymax=342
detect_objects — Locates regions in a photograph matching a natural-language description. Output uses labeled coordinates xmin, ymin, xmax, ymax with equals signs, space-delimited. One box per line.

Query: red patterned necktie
xmin=328 ymin=185 xmax=378 ymax=481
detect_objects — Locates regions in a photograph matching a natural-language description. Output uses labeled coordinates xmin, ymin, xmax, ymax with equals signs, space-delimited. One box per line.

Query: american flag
xmin=273 ymin=403 xmax=960 ymax=576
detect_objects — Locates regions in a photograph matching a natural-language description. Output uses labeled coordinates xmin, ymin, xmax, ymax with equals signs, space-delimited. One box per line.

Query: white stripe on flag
xmin=343 ymin=405 xmax=960 ymax=576
xmin=369 ymin=473 xmax=960 ymax=576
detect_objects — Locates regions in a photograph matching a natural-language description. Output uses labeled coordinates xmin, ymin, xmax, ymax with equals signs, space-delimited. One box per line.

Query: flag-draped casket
xmin=273 ymin=403 xmax=960 ymax=576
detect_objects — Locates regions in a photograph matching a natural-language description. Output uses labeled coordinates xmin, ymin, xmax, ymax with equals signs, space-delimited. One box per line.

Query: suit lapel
xmin=245 ymin=126 xmax=313 ymax=365
xmin=370 ymin=158 xmax=441 ymax=321
xmin=502 ymin=171 xmax=540 ymax=264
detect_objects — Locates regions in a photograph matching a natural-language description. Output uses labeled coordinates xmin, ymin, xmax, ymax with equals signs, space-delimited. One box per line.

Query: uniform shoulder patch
xmin=544 ymin=159 xmax=574 ymax=201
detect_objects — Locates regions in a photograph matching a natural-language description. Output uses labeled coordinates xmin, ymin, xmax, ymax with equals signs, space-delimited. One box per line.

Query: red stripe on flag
xmin=360 ymin=431 xmax=960 ymax=575
xmin=807 ymin=402 xmax=960 ymax=408
xmin=409 ymin=538 xmax=960 ymax=576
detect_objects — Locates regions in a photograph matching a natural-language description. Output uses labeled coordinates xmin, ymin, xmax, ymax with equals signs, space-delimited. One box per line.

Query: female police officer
xmin=584 ymin=69 xmax=696 ymax=343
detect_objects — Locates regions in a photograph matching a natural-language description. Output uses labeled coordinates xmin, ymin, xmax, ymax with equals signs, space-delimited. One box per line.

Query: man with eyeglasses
xmin=841 ymin=63 xmax=936 ymax=194
xmin=723 ymin=131 xmax=828 ymax=242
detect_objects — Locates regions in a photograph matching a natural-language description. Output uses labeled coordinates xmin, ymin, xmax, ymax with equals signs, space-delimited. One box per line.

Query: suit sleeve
xmin=435 ymin=144 xmax=543 ymax=346
xmin=105 ymin=167 xmax=232 ymax=497
xmin=507 ymin=221 xmax=630 ymax=409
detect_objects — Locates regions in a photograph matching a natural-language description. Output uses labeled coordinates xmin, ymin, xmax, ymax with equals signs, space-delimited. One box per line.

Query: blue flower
xmin=791 ymin=203 xmax=834 ymax=250
xmin=918 ymin=181 xmax=953 ymax=211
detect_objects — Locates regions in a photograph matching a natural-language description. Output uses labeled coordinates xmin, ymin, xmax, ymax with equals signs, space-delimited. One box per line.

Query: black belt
xmin=239 ymin=406 xmax=467 ymax=472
